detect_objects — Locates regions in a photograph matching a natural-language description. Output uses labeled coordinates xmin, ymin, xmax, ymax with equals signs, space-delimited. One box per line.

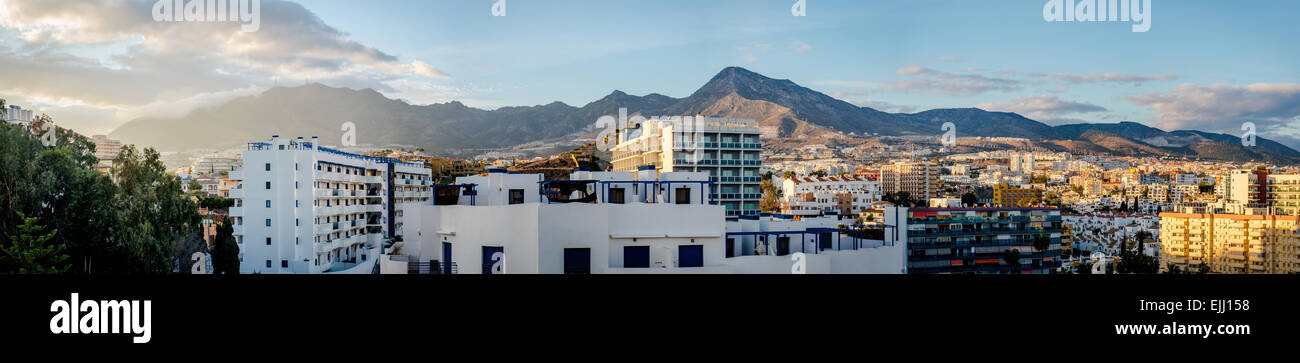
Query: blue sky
xmin=2 ymin=0 xmax=1298 ymax=146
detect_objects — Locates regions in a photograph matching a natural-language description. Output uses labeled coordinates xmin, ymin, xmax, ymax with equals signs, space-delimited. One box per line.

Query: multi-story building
xmin=610 ymin=116 xmax=762 ymax=217
xmin=394 ymin=168 xmax=904 ymax=274
xmin=880 ymin=162 xmax=940 ymax=200
xmin=2 ymin=105 xmax=34 ymax=125
xmin=192 ymin=152 xmax=243 ymax=175
xmin=780 ymin=175 xmax=880 ymax=216
xmin=1222 ymin=167 xmax=1300 ymax=215
xmin=91 ymin=135 xmax=122 ymax=173
xmin=994 ymin=184 xmax=1043 ymax=207
xmin=1159 ymin=211 xmax=1300 ymax=274
xmin=230 ymin=136 xmax=432 ymax=274
xmin=888 ymin=206 xmax=1064 ymax=274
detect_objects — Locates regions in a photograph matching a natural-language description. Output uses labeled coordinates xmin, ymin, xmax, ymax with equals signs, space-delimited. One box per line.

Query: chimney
xmin=311 ymin=136 xmax=318 ymax=151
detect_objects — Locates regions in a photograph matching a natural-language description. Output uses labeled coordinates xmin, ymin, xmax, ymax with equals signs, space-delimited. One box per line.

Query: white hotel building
xmin=392 ymin=168 xmax=905 ymax=274
xmin=610 ymin=117 xmax=763 ymax=217
xmin=231 ymin=136 xmax=432 ymax=274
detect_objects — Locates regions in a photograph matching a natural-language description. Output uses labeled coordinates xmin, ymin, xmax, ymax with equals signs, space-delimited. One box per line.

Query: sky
xmin=1 ymin=0 xmax=1298 ymax=147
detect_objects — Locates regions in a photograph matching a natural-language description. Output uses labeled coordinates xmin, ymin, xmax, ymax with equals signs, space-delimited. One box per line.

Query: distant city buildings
xmin=230 ymin=136 xmax=432 ymax=274
xmin=91 ymin=135 xmax=122 ymax=173
xmin=879 ymin=161 xmax=940 ymax=200
xmin=191 ymin=152 xmax=242 ymax=175
xmin=780 ymin=175 xmax=880 ymax=217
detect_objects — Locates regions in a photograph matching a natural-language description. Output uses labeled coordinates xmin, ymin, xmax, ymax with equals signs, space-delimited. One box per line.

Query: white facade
xmin=2 ymin=105 xmax=34 ymax=125
xmin=610 ymin=116 xmax=763 ymax=217
xmin=231 ymin=136 xmax=432 ymax=274
xmin=780 ymin=175 xmax=881 ymax=216
xmin=397 ymin=169 xmax=905 ymax=274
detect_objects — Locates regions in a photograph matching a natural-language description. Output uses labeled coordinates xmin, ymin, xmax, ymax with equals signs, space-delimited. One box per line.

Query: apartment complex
xmin=994 ymin=184 xmax=1043 ymax=207
xmin=1221 ymin=168 xmax=1300 ymax=215
xmin=1159 ymin=212 xmax=1300 ymax=274
xmin=780 ymin=175 xmax=881 ymax=216
xmin=610 ymin=116 xmax=762 ymax=217
xmin=192 ymin=152 xmax=243 ymax=174
xmin=889 ymin=206 xmax=1063 ymax=274
xmin=230 ymin=136 xmax=432 ymax=274
xmin=879 ymin=162 xmax=940 ymax=200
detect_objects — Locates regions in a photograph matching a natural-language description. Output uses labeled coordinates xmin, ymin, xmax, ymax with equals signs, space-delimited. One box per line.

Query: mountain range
xmin=109 ymin=66 xmax=1300 ymax=164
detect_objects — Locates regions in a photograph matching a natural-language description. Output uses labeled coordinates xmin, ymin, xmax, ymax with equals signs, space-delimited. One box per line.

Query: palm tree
xmin=1032 ymin=234 xmax=1051 ymax=272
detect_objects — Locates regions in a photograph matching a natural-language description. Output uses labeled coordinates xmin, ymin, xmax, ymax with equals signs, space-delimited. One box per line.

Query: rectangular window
xmin=281 ymin=260 xmax=288 ymax=268
xmin=675 ymin=188 xmax=691 ymax=204
xmin=265 ymin=219 xmax=271 ymax=226
xmin=509 ymin=189 xmax=524 ymax=205
xmin=563 ymin=248 xmax=592 ymax=274
xmin=265 ymin=260 xmax=271 ymax=268
xmin=679 ymin=245 xmax=704 ymax=267
xmin=265 ymin=181 xmax=271 ymax=189
xmin=266 ymin=237 xmax=271 ymax=245
xmin=624 ymin=246 xmax=650 ymax=268
xmin=265 ymin=163 xmax=271 ymax=171
xmin=609 ymin=188 xmax=625 ymax=204
xmin=265 ymin=200 xmax=271 ymax=208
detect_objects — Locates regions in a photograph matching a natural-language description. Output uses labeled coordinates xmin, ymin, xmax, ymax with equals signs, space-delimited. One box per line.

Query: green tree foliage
xmin=1 ymin=123 xmax=203 ymax=274
xmin=0 ymin=212 xmax=69 ymax=274
xmin=759 ymin=177 xmax=783 ymax=213
xmin=211 ymin=218 xmax=240 ymax=274
xmin=199 ymin=196 xmax=236 ymax=210
xmin=1003 ymin=249 xmax=1022 ymax=274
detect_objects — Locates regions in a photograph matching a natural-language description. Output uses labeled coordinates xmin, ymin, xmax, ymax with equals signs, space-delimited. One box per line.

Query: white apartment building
xmin=91 ymin=135 xmax=122 ymax=171
xmin=192 ymin=152 xmax=243 ymax=174
xmin=780 ymin=175 xmax=881 ymax=217
xmin=2 ymin=105 xmax=34 ymax=125
xmin=394 ymin=168 xmax=904 ymax=274
xmin=231 ymin=136 xmax=432 ymax=274
xmin=610 ymin=116 xmax=763 ymax=217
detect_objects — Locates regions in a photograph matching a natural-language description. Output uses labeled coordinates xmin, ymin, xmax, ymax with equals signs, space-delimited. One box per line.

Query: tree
xmin=759 ymin=177 xmax=783 ymax=213
xmin=0 ymin=212 xmax=69 ymax=274
xmin=1166 ymin=263 xmax=1182 ymax=274
xmin=211 ymin=218 xmax=239 ymax=275
xmin=1002 ymin=249 xmax=1022 ymax=274
xmin=961 ymin=192 xmax=978 ymax=207
xmin=1032 ymin=234 xmax=1051 ymax=264
xmin=1196 ymin=262 xmax=1211 ymax=274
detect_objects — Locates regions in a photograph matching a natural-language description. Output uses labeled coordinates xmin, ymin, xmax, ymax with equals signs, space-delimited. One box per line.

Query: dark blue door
xmin=679 ymin=245 xmax=704 ymax=268
xmin=564 ymin=248 xmax=591 ymax=274
xmin=442 ymin=242 xmax=452 ymax=274
xmin=624 ymin=246 xmax=649 ymax=268
xmin=482 ymin=246 xmax=503 ymax=274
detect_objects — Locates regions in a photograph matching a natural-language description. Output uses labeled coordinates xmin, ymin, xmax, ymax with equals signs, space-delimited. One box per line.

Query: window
xmin=265 ymin=200 xmax=271 ymax=208
xmin=265 ymin=219 xmax=271 ymax=226
xmin=265 ymin=181 xmax=271 ymax=189
xmin=675 ymin=188 xmax=691 ymax=204
xmin=281 ymin=260 xmax=288 ymax=268
xmin=609 ymin=188 xmax=625 ymax=204
xmin=679 ymin=245 xmax=704 ymax=267
xmin=624 ymin=246 xmax=650 ymax=268
xmin=564 ymin=248 xmax=591 ymax=274
xmin=265 ymin=260 xmax=271 ymax=268
xmin=509 ymin=189 xmax=524 ymax=205
xmin=265 ymin=237 xmax=271 ymax=245
xmin=265 ymin=163 xmax=271 ymax=171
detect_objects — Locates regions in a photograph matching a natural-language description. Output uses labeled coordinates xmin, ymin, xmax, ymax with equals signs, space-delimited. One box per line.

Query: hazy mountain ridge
xmin=109 ymin=67 xmax=1300 ymax=164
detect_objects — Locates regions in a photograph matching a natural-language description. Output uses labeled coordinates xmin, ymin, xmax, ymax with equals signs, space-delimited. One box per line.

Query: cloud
xmin=790 ymin=41 xmax=812 ymax=53
xmin=742 ymin=54 xmax=759 ymax=63
xmin=976 ymin=95 xmax=1107 ymax=124
xmin=887 ymin=65 xmax=1022 ymax=96
xmin=931 ymin=55 xmax=965 ymax=63
xmin=1052 ymin=72 xmax=1179 ymax=85
xmin=0 ymin=0 xmax=455 ymax=132
xmin=1128 ymin=83 xmax=1300 ymax=134
xmin=411 ymin=60 xmax=452 ymax=80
